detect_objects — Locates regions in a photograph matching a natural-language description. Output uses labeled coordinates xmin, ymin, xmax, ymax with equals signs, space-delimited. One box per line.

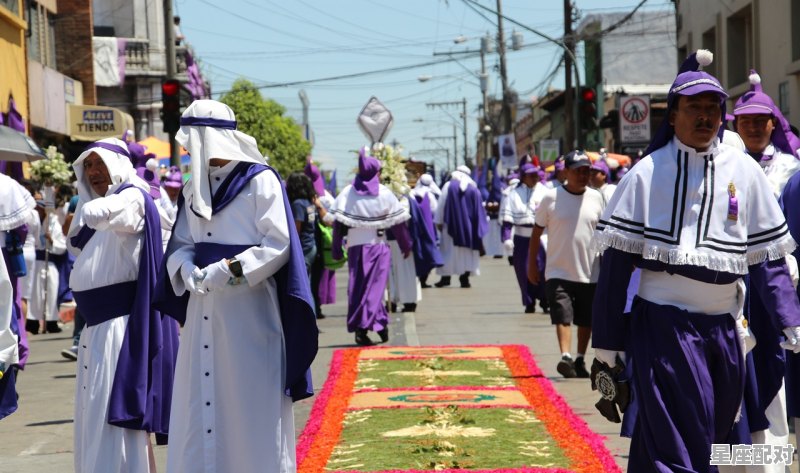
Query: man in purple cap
xmin=589 ymin=159 xmax=616 ymax=203
xmin=501 ymin=163 xmax=549 ymax=313
xmin=527 ymin=151 xmax=605 ymax=378
xmin=591 ymin=50 xmax=800 ymax=472
xmin=67 ymin=137 xmax=178 ymax=472
xmin=330 ymin=147 xmax=411 ymax=345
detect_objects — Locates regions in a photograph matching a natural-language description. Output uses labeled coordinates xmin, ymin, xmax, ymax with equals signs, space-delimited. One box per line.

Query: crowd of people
xmin=2 ymin=47 xmax=800 ymax=472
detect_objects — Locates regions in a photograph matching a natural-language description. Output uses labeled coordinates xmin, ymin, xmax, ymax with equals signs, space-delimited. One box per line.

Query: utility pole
xmin=480 ymin=42 xmax=491 ymax=166
xmin=563 ymin=0 xmax=574 ymax=152
xmin=422 ymin=134 xmax=456 ymax=171
xmin=462 ymin=98 xmax=468 ymax=167
xmin=164 ymin=0 xmax=179 ymax=166
xmin=495 ymin=0 xmax=512 ymax=135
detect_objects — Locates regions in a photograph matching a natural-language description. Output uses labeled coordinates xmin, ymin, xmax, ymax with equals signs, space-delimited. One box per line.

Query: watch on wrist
xmin=227 ymin=257 xmax=243 ymax=278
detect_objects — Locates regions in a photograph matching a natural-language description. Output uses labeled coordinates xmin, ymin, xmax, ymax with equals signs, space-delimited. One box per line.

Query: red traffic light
xmin=162 ymin=80 xmax=181 ymax=97
xmin=581 ymin=87 xmax=596 ymax=103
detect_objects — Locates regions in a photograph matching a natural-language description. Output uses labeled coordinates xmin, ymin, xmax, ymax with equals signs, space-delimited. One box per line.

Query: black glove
xmin=590 ymin=357 xmax=631 ymax=423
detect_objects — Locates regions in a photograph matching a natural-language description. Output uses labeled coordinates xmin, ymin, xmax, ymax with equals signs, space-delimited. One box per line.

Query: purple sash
xmin=154 ymin=163 xmax=318 ymax=401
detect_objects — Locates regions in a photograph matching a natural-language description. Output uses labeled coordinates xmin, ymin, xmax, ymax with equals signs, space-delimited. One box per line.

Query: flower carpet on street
xmin=297 ymin=345 xmax=620 ymax=473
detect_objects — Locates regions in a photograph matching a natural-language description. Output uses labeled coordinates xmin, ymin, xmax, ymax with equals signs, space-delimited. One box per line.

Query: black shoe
xmin=402 ymin=303 xmax=417 ymax=313
xmin=434 ymin=277 xmax=451 ymax=288
xmin=421 ymin=283 xmax=431 ymax=288
xmin=459 ymin=273 xmax=471 ymax=288
xmin=355 ymin=329 xmax=374 ymax=346
xmin=493 ymin=255 xmax=503 ymax=259
xmin=25 ymin=319 xmax=40 ymax=334
xmin=574 ymin=357 xmax=590 ymax=378
xmin=557 ymin=356 xmax=577 ymax=378
xmin=377 ymin=327 xmax=389 ymax=343
xmin=420 ymin=276 xmax=430 ymax=288
xmin=525 ymin=304 xmax=536 ymax=313
xmin=316 ymin=311 xmax=326 ymax=320
xmin=45 ymin=321 xmax=62 ymax=333
xmin=507 ymin=256 xmax=513 ymax=266
xmin=390 ymin=302 xmax=398 ymax=313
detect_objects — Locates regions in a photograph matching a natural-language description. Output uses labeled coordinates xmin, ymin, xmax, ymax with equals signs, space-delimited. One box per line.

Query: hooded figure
xmin=591 ymin=50 xmax=800 ymax=472
xmin=67 ymin=137 xmax=178 ymax=472
xmin=304 ymin=158 xmax=337 ymax=314
xmin=156 ymin=99 xmax=318 ymax=473
xmin=329 ymin=147 xmax=411 ymax=345
xmin=433 ymin=167 xmax=488 ymax=288
xmin=481 ymin=159 xmax=505 ymax=258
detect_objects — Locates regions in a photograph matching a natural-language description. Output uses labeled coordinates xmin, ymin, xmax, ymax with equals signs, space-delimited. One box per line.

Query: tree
xmin=219 ymin=79 xmax=311 ymax=178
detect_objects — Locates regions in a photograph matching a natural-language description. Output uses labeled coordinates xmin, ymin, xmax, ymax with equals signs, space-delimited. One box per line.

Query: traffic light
xmin=579 ymin=87 xmax=598 ymax=132
xmin=161 ymin=79 xmax=181 ymax=134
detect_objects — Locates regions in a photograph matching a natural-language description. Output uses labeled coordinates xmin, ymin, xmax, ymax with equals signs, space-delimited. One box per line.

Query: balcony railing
xmin=122 ymin=37 xmax=189 ymax=77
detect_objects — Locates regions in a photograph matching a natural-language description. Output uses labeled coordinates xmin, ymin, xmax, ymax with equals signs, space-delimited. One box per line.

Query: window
xmin=26 ymin=2 xmax=56 ymax=68
xmin=702 ymin=28 xmax=717 ymax=78
xmin=779 ymin=81 xmax=790 ymax=117
xmin=0 ymin=0 xmax=18 ymax=15
xmin=727 ymin=6 xmax=753 ymax=87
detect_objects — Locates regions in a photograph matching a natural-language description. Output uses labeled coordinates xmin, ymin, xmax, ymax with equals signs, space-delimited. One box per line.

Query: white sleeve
xmin=235 ymin=171 xmax=291 ymax=287
xmin=49 ymin=215 xmax=68 ymax=255
xmin=535 ymin=192 xmax=553 ymax=228
xmin=433 ymin=183 xmax=449 ymax=225
xmin=78 ymin=188 xmax=145 ymax=234
xmin=166 ymin=203 xmax=195 ymax=296
xmin=0 ymin=256 xmax=18 ymax=368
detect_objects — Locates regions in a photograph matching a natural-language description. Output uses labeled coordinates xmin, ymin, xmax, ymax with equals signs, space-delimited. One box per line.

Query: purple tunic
xmin=410 ymin=193 xmax=443 ymax=278
xmin=779 ymin=172 xmax=800 ymax=418
xmin=443 ymin=179 xmax=488 ymax=251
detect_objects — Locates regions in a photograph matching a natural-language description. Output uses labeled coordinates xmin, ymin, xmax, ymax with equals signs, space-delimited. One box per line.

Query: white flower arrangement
xmin=30 ymin=146 xmax=73 ymax=186
xmin=372 ymin=144 xmax=410 ymax=197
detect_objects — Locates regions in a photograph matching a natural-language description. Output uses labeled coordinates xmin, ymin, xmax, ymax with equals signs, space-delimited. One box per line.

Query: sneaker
xmin=557 ymin=356 xmax=577 ymax=378
xmin=61 ymin=346 xmax=78 ymax=361
xmin=574 ymin=357 xmax=590 ymax=378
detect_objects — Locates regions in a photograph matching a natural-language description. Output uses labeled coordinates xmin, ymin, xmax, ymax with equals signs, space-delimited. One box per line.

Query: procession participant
xmin=591 ymin=50 xmax=800 ymax=472
xmin=159 ymin=100 xmax=317 ymax=473
xmin=528 ymin=151 xmax=605 ymax=377
xmin=410 ymin=173 xmax=443 ymax=288
xmin=501 ymin=163 xmax=549 ymax=313
xmin=483 ymin=160 xmax=506 ymax=259
xmin=305 ymin=158 xmax=336 ymax=318
xmin=433 ymin=166 xmax=487 ymax=288
xmin=67 ymin=137 xmax=178 ymax=472
xmin=589 ymin=159 xmax=617 ymax=203
xmin=387 ymin=183 xmax=421 ymax=313
xmin=330 ymin=147 xmax=411 ymax=345
xmin=26 ymin=197 xmax=67 ymax=334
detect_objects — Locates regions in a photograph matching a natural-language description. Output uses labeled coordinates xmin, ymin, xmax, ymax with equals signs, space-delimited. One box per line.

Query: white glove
xmin=503 ymin=239 xmax=514 ymax=253
xmin=199 ymin=259 xmax=232 ymax=293
xmin=181 ymin=262 xmax=206 ymax=296
xmin=787 ymin=254 xmax=799 ymax=288
xmin=81 ymin=199 xmax=110 ymax=228
xmin=594 ymin=348 xmax=626 ymax=369
xmin=781 ymin=327 xmax=800 ymax=353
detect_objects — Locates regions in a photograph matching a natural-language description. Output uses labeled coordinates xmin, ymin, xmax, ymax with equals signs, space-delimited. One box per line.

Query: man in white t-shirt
xmin=527 ymin=150 xmax=605 ymax=378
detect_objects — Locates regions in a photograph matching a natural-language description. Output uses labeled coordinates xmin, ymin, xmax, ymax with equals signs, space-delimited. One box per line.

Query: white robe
xmin=434 ymin=180 xmax=480 ymax=276
xmin=0 ymin=244 xmax=19 ymax=371
xmin=18 ymin=209 xmax=40 ymax=301
xmin=759 ymin=144 xmax=800 ymax=199
xmin=388 ymin=240 xmax=420 ymax=304
xmin=28 ymin=212 xmax=67 ymax=322
xmin=165 ymin=163 xmax=296 ymax=473
xmin=68 ymin=185 xmax=154 ymax=473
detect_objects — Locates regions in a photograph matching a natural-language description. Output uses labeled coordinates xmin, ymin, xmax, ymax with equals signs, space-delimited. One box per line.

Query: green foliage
xmin=219 ymin=79 xmax=311 ymax=178
xmin=29 ymin=146 xmax=73 ymax=186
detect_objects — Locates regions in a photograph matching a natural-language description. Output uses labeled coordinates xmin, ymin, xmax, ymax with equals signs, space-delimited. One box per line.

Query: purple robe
xmin=779 ymin=173 xmax=800 ymax=418
xmin=71 ymin=184 xmax=178 ymax=442
xmin=318 ymin=268 xmax=336 ymax=305
xmin=443 ymin=179 xmax=488 ymax=251
xmin=345 ymin=242 xmax=391 ymax=333
xmin=410 ymin=193 xmax=443 ymax=278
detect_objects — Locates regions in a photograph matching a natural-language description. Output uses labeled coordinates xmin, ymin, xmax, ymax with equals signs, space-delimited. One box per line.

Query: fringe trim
xmin=593 ymin=230 xmax=798 ymax=275
xmin=331 ymin=209 xmax=410 ymax=229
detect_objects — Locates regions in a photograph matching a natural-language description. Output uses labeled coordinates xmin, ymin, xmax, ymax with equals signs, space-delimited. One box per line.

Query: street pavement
xmin=2 ymin=256 xmax=793 ymax=472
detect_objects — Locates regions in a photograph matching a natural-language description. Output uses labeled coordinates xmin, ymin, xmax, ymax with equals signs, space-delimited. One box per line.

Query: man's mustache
xmin=694 ymin=120 xmax=715 ymax=130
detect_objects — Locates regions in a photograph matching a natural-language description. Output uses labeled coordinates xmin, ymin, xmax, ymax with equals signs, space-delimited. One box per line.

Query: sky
xmin=176 ymin=0 xmax=674 ymax=183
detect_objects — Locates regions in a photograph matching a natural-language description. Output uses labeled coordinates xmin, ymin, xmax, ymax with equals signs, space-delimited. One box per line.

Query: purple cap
xmin=519 ymin=163 xmax=540 ymax=175
xmin=733 ymin=70 xmax=798 ymax=155
xmin=554 ymin=156 xmax=565 ymax=171
xmin=590 ymin=159 xmax=610 ymax=174
xmin=136 ymin=166 xmax=162 ymax=199
xmin=644 ymin=50 xmax=728 ymax=156
xmin=163 ymin=165 xmax=183 ymax=188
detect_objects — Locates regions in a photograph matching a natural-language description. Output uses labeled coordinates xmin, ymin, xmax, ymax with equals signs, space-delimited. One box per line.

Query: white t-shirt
xmin=535 ymin=186 xmax=605 ymax=283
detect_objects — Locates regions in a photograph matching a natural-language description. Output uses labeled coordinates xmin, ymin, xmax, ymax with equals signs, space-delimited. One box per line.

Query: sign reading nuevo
xmin=619 ymin=95 xmax=650 ymax=144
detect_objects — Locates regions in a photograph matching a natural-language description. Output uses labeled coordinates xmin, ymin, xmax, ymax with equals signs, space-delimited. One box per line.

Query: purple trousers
xmin=627 ymin=298 xmax=744 ymax=473
xmin=318 ymin=268 xmax=336 ymax=305
xmin=346 ymin=243 xmax=390 ymax=333
xmin=512 ymin=235 xmax=546 ymax=307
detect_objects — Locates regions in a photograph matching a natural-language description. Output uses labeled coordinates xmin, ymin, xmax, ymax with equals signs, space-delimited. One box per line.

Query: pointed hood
xmin=304 ymin=157 xmax=327 ymax=197
xmin=352 ymin=146 xmax=381 ymax=196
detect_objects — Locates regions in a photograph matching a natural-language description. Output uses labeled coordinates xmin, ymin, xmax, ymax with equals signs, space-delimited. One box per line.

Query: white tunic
xmin=28 ymin=212 xmax=67 ymax=322
xmin=18 ymin=209 xmax=40 ymax=300
xmin=165 ymin=163 xmax=296 ymax=473
xmin=68 ymin=185 xmax=153 ymax=473
xmin=758 ymin=143 xmax=800 ymax=199
xmin=0 ymin=245 xmax=19 ymax=371
xmin=434 ymin=180 xmax=480 ymax=276
xmin=388 ymin=198 xmax=420 ymax=304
